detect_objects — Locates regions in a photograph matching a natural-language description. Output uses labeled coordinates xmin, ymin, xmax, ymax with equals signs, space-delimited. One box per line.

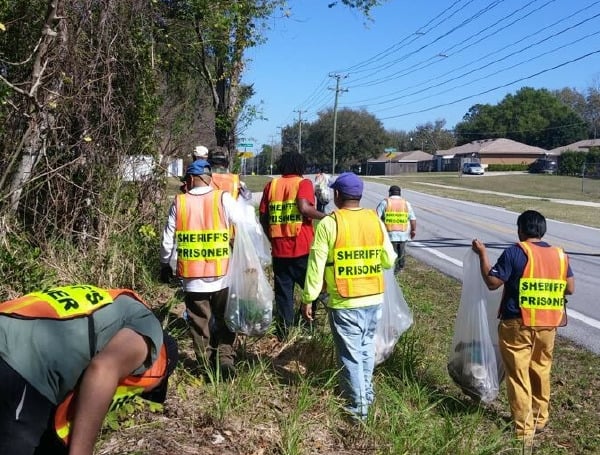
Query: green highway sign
xmin=239 ymin=142 xmax=253 ymax=148
xmin=384 ymin=147 xmax=397 ymax=152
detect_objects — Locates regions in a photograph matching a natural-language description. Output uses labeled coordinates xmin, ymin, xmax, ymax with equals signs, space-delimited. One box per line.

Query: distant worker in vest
xmin=208 ymin=147 xmax=251 ymax=201
xmin=376 ymin=185 xmax=416 ymax=275
xmin=192 ymin=144 xmax=209 ymax=161
xmin=301 ymin=172 xmax=396 ymax=421
xmin=0 ymin=285 xmax=178 ymax=455
xmin=471 ymin=210 xmax=574 ymax=442
xmin=259 ymin=152 xmax=325 ymax=338
xmin=160 ymin=159 xmax=244 ymax=378
xmin=314 ymin=168 xmax=331 ymax=212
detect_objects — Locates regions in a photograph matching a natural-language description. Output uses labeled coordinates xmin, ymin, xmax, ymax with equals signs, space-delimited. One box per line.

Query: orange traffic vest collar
xmin=333 ymin=208 xmax=384 ymax=298
xmin=518 ymin=241 xmax=568 ymax=327
xmin=211 ymin=172 xmax=240 ymax=200
xmin=267 ymin=176 xmax=303 ymax=238
xmin=175 ymin=190 xmax=230 ymax=278
xmin=383 ymin=197 xmax=408 ymax=232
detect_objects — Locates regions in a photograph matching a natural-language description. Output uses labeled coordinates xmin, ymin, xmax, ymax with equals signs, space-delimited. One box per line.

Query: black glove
xmin=159 ymin=264 xmax=172 ymax=283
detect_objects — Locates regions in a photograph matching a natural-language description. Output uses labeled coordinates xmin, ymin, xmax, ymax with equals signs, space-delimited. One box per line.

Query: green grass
xmin=96 ymin=255 xmax=600 ymax=454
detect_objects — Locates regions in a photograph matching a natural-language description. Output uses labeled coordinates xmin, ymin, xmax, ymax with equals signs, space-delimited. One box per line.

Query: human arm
xmin=471 ymin=239 xmax=504 ymax=290
xmin=379 ymin=219 xmax=397 ymax=270
xmin=159 ymin=200 xmax=177 ymax=281
xmin=68 ymin=328 xmax=151 ymax=455
xmin=407 ymin=201 xmax=416 ymax=239
xmin=258 ymin=184 xmax=271 ymax=239
xmin=297 ymin=178 xmax=325 ymax=220
xmin=301 ymin=216 xmax=333 ymax=320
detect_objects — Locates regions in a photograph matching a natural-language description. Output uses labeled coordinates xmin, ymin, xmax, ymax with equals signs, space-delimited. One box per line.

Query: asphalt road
xmin=350 ymin=179 xmax=600 ymax=355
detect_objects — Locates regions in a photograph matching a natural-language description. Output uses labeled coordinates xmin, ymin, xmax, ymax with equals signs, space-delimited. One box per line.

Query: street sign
xmin=237 ymin=151 xmax=253 ymax=158
xmin=239 ymin=142 xmax=253 ymax=148
xmin=384 ymin=147 xmax=397 ymax=152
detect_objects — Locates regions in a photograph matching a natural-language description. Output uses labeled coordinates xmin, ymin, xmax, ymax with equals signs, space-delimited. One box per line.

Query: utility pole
xmin=329 ymin=74 xmax=348 ymax=175
xmin=293 ymin=110 xmax=307 ymax=154
xmin=268 ymin=134 xmax=276 ymax=176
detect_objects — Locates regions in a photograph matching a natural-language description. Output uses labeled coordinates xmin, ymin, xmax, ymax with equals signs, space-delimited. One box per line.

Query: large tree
xmin=303 ymin=107 xmax=387 ymax=170
xmin=454 ymin=87 xmax=587 ymax=149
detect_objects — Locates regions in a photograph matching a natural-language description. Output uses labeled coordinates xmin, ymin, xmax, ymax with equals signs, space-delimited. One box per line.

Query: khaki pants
xmin=498 ymin=318 xmax=556 ymax=437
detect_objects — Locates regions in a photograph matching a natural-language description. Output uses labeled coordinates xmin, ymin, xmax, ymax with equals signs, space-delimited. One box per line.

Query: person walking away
xmin=0 ymin=284 xmax=177 ymax=455
xmin=376 ymin=185 xmax=416 ymax=275
xmin=314 ymin=169 xmax=331 ymax=213
xmin=208 ymin=148 xmax=251 ymax=201
xmin=301 ymin=172 xmax=396 ymax=421
xmin=471 ymin=210 xmax=574 ymax=442
xmin=160 ymin=160 xmax=244 ymax=378
xmin=192 ymin=145 xmax=209 ymax=161
xmin=259 ymin=152 xmax=325 ymax=338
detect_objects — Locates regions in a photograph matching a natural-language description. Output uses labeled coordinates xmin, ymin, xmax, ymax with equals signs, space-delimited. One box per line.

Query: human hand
xmin=301 ymin=303 xmax=313 ymax=321
xmin=410 ymin=230 xmax=416 ymax=239
xmin=471 ymin=239 xmax=486 ymax=255
xmin=159 ymin=264 xmax=173 ymax=283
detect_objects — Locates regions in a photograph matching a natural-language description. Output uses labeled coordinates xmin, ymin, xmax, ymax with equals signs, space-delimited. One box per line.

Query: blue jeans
xmin=328 ymin=305 xmax=381 ymax=419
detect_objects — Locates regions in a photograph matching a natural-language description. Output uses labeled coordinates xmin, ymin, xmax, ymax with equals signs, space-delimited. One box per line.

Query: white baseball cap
xmin=193 ymin=145 xmax=209 ymax=159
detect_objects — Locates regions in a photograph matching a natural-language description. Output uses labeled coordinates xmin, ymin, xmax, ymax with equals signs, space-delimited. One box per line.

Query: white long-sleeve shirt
xmin=160 ymin=186 xmax=244 ymax=292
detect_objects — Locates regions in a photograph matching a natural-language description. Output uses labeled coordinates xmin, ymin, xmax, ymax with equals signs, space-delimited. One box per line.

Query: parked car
xmin=462 ymin=162 xmax=485 ymax=175
xmin=529 ymin=158 xmax=558 ymax=174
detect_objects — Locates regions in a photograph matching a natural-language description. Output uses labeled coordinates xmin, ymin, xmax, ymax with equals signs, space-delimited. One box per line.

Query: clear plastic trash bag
xmin=374 ymin=268 xmax=414 ymax=365
xmin=234 ymin=197 xmax=271 ymax=268
xmin=225 ymin=220 xmax=273 ymax=336
xmin=447 ymin=250 xmax=504 ymax=403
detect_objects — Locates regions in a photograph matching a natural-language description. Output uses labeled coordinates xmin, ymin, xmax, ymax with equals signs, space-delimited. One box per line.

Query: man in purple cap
xmin=300 ymin=172 xmax=396 ymax=421
xmin=160 ymin=160 xmax=244 ymax=378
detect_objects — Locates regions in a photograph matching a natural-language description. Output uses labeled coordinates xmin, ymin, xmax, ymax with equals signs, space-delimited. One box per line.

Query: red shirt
xmin=260 ymin=175 xmax=316 ymax=258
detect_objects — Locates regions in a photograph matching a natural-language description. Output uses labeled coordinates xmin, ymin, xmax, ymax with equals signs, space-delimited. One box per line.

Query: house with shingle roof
xmin=548 ymin=139 xmax=600 ymax=155
xmin=362 ymin=150 xmax=433 ymax=175
xmin=433 ymin=138 xmax=549 ymax=172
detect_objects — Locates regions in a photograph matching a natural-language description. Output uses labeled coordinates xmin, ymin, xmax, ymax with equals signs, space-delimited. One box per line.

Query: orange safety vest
xmin=332 ymin=209 xmax=385 ymax=298
xmin=518 ymin=241 xmax=569 ymax=327
xmin=383 ymin=197 xmax=409 ymax=232
xmin=211 ymin=172 xmax=240 ymax=200
xmin=175 ymin=190 xmax=230 ymax=278
xmin=0 ymin=285 xmax=168 ymax=446
xmin=267 ymin=176 xmax=303 ymax=238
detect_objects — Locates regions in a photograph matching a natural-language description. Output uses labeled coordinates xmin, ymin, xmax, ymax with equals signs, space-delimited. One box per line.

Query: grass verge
xmin=96 ymin=256 xmax=600 ymax=455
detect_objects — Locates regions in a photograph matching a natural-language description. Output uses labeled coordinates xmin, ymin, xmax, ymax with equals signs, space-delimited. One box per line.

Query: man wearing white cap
xmin=192 ymin=145 xmax=209 ymax=161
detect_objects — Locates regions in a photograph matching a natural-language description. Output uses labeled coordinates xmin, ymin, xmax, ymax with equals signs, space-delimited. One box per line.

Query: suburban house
xmin=548 ymin=139 xmax=600 ymax=155
xmin=362 ymin=150 xmax=433 ymax=175
xmin=433 ymin=138 xmax=549 ymax=172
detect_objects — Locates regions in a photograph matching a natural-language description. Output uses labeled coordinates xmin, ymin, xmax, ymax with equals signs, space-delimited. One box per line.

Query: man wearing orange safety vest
xmin=300 ymin=172 xmax=396 ymax=421
xmin=0 ymin=285 xmax=177 ymax=455
xmin=259 ymin=152 xmax=325 ymax=338
xmin=160 ymin=159 xmax=244 ymax=378
xmin=472 ymin=210 xmax=575 ymax=442
xmin=208 ymin=148 xmax=251 ymax=201
xmin=376 ymin=185 xmax=416 ymax=275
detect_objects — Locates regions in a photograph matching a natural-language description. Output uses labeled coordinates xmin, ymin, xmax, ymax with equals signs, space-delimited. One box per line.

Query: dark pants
xmin=317 ymin=200 xmax=328 ymax=213
xmin=185 ymin=289 xmax=236 ymax=367
xmin=0 ymin=357 xmax=62 ymax=455
xmin=272 ymin=255 xmax=312 ymax=335
xmin=392 ymin=241 xmax=407 ymax=272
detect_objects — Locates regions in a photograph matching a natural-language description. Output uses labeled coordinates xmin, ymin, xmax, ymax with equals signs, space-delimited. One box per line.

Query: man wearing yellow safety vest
xmin=160 ymin=159 xmax=244 ymax=378
xmin=259 ymin=152 xmax=325 ymax=338
xmin=472 ymin=210 xmax=575 ymax=442
xmin=300 ymin=172 xmax=396 ymax=421
xmin=0 ymin=285 xmax=177 ymax=455
xmin=208 ymin=148 xmax=251 ymax=201
xmin=375 ymin=185 xmax=416 ymax=275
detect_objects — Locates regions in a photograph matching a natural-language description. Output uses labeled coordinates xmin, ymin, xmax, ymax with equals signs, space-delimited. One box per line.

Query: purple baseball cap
xmin=329 ymin=172 xmax=363 ymax=197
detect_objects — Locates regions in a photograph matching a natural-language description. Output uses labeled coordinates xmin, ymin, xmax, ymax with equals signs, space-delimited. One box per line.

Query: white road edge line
xmin=411 ymin=242 xmax=600 ymax=330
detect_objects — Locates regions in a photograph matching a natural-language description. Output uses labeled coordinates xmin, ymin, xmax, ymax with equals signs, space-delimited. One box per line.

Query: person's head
xmin=277 ymin=152 xmax=306 ymax=176
xmin=192 ymin=145 xmax=209 ymax=161
xmin=329 ymin=172 xmax=363 ymax=207
xmin=208 ymin=149 xmax=229 ymax=169
xmin=517 ymin=210 xmax=547 ymax=240
xmin=389 ymin=185 xmax=401 ymax=196
xmin=184 ymin=159 xmax=212 ymax=188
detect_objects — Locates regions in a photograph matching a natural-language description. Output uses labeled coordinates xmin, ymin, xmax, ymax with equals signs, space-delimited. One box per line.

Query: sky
xmin=240 ymin=0 xmax=600 ymax=153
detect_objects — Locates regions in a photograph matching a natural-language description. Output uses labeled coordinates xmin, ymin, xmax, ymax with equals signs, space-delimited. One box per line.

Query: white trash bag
xmin=374 ymin=268 xmax=414 ymax=365
xmin=225 ymin=221 xmax=273 ymax=336
xmin=235 ymin=197 xmax=271 ymax=268
xmin=447 ymin=250 xmax=504 ymax=403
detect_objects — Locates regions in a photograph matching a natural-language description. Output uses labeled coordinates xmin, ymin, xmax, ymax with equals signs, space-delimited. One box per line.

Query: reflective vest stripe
xmin=518 ymin=242 xmax=568 ymax=327
xmin=268 ymin=177 xmax=303 ymax=238
xmin=384 ymin=198 xmax=409 ymax=231
xmin=175 ymin=191 xmax=229 ymax=278
xmin=333 ymin=209 xmax=384 ymax=298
